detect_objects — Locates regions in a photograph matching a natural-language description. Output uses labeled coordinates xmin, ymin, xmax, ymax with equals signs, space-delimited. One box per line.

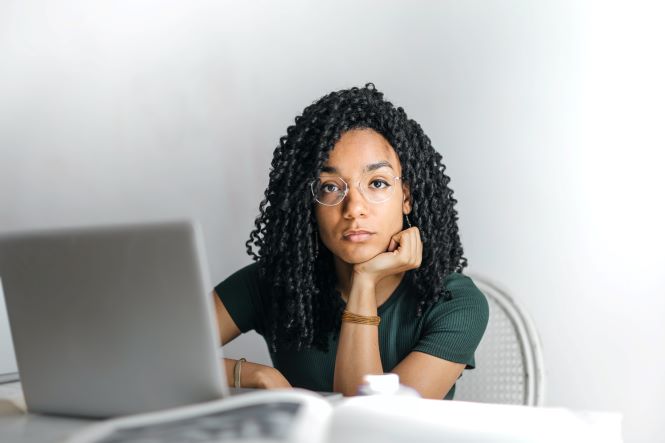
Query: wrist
xmin=350 ymin=268 xmax=379 ymax=289
xmin=236 ymin=361 xmax=260 ymax=388
xmin=233 ymin=358 xmax=247 ymax=388
xmin=346 ymin=274 xmax=378 ymax=314
xmin=244 ymin=364 xmax=279 ymax=389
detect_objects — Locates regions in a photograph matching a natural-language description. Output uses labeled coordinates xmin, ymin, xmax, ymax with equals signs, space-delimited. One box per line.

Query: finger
xmin=398 ymin=228 xmax=417 ymax=268
xmin=409 ymin=229 xmax=418 ymax=267
xmin=391 ymin=229 xmax=405 ymax=244
xmin=396 ymin=230 xmax=411 ymax=261
xmin=389 ymin=230 xmax=404 ymax=255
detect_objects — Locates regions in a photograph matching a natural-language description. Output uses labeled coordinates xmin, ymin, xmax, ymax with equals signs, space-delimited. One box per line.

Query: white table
xmin=1 ymin=382 xmax=93 ymax=442
xmin=0 ymin=382 xmax=623 ymax=443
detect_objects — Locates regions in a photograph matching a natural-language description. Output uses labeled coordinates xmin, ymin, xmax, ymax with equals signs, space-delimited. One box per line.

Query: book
xmin=66 ymin=389 xmax=334 ymax=443
xmin=65 ymin=388 xmax=622 ymax=443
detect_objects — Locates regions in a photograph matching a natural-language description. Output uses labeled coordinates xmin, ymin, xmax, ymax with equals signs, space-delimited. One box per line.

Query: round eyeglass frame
xmin=309 ymin=175 xmax=403 ymax=206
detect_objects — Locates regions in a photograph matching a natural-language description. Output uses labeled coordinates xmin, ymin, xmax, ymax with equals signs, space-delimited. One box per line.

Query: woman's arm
xmin=332 ymin=275 xmax=383 ymax=395
xmin=392 ymin=352 xmax=465 ymax=399
xmin=213 ymin=290 xmax=242 ymax=345
xmin=220 ymin=357 xmax=291 ymax=389
xmin=333 ymin=227 xmax=465 ymax=399
xmin=213 ymin=292 xmax=291 ymax=389
xmin=333 ymin=228 xmax=421 ymax=396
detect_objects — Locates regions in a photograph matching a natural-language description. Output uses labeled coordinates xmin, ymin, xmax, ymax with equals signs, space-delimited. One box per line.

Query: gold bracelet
xmin=233 ymin=358 xmax=246 ymax=388
xmin=342 ymin=310 xmax=381 ymax=326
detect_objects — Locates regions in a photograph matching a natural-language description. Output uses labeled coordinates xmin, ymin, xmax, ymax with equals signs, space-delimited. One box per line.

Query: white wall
xmin=0 ymin=1 xmax=663 ymax=442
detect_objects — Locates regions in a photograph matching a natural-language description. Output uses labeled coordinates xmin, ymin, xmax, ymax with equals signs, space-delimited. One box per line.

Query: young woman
xmin=213 ymin=83 xmax=489 ymax=399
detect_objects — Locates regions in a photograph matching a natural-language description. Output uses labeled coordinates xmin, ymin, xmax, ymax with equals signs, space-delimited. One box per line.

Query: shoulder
xmin=410 ymin=272 xmax=489 ymax=368
xmin=232 ymin=261 xmax=260 ymax=276
xmin=444 ymin=272 xmax=488 ymax=302
xmin=424 ymin=272 xmax=490 ymax=328
xmin=215 ymin=262 xmax=261 ymax=291
xmin=214 ymin=262 xmax=267 ymax=333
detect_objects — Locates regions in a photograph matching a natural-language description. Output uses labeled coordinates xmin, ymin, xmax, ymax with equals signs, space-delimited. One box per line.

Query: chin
xmin=334 ymin=244 xmax=385 ymax=264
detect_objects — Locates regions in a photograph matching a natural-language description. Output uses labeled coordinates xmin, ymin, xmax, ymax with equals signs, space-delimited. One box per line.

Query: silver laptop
xmin=0 ymin=278 xmax=19 ymax=383
xmin=0 ymin=220 xmax=229 ymax=418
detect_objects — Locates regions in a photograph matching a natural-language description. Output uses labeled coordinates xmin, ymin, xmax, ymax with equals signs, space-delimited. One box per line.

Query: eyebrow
xmin=321 ymin=160 xmax=394 ymax=174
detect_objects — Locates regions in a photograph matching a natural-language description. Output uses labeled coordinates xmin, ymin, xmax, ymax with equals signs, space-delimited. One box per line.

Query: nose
xmin=342 ymin=182 xmax=368 ymax=219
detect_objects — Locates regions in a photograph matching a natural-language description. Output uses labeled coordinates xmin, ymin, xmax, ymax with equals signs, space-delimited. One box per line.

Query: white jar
xmin=357 ymin=373 xmax=420 ymax=397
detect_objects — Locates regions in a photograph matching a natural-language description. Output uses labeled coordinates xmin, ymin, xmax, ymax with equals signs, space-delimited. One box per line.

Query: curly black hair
xmin=246 ymin=83 xmax=466 ymax=352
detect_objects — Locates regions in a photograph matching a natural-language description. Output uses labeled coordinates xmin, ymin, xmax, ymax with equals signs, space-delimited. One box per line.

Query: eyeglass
xmin=310 ymin=171 xmax=402 ymax=206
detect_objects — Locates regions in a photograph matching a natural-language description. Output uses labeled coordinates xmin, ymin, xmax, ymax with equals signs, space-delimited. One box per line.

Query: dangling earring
xmin=314 ymin=230 xmax=319 ymax=258
xmin=402 ymin=194 xmax=412 ymax=229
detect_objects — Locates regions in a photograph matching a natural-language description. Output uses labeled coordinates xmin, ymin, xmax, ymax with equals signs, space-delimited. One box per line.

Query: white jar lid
xmin=362 ymin=373 xmax=400 ymax=395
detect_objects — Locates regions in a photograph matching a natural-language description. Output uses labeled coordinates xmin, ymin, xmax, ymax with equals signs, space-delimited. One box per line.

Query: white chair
xmin=453 ymin=274 xmax=545 ymax=406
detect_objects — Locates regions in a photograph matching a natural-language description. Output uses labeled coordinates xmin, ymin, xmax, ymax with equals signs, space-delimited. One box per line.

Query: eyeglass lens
xmin=312 ymin=172 xmax=397 ymax=205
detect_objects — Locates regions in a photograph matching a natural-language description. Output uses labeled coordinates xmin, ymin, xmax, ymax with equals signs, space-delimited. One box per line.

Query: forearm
xmin=333 ymin=277 xmax=384 ymax=395
xmin=223 ymin=358 xmax=240 ymax=387
xmin=222 ymin=358 xmax=292 ymax=389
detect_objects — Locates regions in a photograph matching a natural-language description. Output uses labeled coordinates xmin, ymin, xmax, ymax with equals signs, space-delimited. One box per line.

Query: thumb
xmin=387 ymin=231 xmax=405 ymax=253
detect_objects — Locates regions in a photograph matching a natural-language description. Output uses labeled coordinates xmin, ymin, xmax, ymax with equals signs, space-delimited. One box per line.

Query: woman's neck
xmin=333 ymin=255 xmax=405 ymax=307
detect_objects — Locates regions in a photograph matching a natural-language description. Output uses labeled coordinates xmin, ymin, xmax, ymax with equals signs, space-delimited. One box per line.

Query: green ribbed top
xmin=215 ymin=263 xmax=489 ymax=399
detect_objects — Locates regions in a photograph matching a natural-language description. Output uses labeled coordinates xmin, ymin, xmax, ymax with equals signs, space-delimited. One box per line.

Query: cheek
xmin=314 ymin=208 xmax=336 ymax=241
xmin=382 ymin=202 xmax=406 ymax=233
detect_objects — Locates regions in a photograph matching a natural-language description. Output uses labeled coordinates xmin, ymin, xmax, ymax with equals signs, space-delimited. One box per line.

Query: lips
xmin=343 ymin=229 xmax=375 ymax=242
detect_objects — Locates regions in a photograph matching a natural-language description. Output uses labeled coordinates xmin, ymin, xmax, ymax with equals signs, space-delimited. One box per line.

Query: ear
xmin=402 ymin=183 xmax=412 ymax=215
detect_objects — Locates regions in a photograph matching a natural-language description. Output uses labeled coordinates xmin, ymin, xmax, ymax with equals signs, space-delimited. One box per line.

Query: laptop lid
xmin=0 ymin=220 xmax=229 ymax=418
xmin=0 ymin=280 xmax=19 ymax=383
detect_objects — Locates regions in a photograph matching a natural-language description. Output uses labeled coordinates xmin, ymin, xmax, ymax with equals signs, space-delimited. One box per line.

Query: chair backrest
xmin=453 ymin=274 xmax=545 ymax=406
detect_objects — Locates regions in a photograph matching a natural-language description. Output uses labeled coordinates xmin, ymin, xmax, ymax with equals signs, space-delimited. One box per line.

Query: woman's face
xmin=314 ymin=129 xmax=411 ymax=264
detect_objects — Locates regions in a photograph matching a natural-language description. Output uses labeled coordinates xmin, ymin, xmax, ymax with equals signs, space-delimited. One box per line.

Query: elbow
xmin=333 ymin=380 xmax=362 ymax=397
xmin=339 ymin=387 xmax=359 ymax=397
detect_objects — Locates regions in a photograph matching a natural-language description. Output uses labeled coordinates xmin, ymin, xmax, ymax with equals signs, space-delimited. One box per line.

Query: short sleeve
xmin=413 ymin=273 xmax=489 ymax=369
xmin=214 ymin=262 xmax=267 ymax=335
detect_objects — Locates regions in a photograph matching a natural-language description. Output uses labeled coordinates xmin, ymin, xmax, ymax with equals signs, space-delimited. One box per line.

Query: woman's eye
xmin=369 ymin=179 xmax=390 ymax=189
xmin=321 ymin=183 xmax=339 ymax=193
